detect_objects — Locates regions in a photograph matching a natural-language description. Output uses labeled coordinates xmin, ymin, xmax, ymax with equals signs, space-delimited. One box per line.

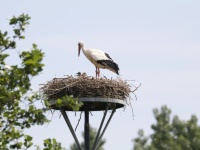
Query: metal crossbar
xmin=60 ymin=108 xmax=82 ymax=150
xmin=93 ymin=108 xmax=116 ymax=150
xmin=93 ymin=105 xmax=109 ymax=150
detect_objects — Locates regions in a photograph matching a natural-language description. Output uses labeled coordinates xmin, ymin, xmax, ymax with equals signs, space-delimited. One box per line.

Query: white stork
xmin=78 ymin=41 xmax=119 ymax=78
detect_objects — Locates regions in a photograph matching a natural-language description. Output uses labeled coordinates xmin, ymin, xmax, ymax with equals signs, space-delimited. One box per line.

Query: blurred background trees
xmin=70 ymin=126 xmax=106 ymax=150
xmin=133 ymin=105 xmax=200 ymax=150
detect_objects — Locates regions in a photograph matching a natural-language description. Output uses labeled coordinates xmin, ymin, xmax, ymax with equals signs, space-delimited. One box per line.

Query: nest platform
xmin=40 ymin=75 xmax=134 ymax=111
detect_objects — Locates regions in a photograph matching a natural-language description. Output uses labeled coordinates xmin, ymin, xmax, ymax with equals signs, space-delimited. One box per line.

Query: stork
xmin=78 ymin=41 xmax=119 ymax=78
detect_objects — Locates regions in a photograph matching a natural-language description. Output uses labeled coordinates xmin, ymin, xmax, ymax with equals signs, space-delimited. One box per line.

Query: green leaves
xmin=24 ymin=135 xmax=33 ymax=148
xmin=9 ymin=13 xmax=30 ymax=39
xmin=133 ymin=130 xmax=148 ymax=150
xmin=54 ymin=96 xmax=82 ymax=111
xmin=133 ymin=106 xmax=200 ymax=150
xmin=43 ymin=138 xmax=65 ymax=150
xmin=20 ymin=44 xmax=44 ymax=76
xmin=10 ymin=13 xmax=30 ymax=26
xmin=0 ymin=13 xmax=49 ymax=150
xmin=0 ymin=30 xmax=16 ymax=51
xmin=0 ymin=13 xmax=30 ymax=52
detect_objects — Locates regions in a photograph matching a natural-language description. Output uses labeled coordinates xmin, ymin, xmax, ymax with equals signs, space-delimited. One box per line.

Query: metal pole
xmin=93 ymin=105 xmax=109 ymax=150
xmin=94 ymin=109 xmax=116 ymax=150
xmin=60 ymin=108 xmax=82 ymax=150
xmin=84 ymin=107 xmax=90 ymax=150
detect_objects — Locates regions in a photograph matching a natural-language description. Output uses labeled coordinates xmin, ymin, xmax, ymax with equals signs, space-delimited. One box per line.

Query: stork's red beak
xmin=78 ymin=45 xmax=81 ymax=57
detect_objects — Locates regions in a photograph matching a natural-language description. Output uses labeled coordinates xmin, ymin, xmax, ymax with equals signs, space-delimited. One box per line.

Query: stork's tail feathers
xmin=97 ymin=60 xmax=119 ymax=75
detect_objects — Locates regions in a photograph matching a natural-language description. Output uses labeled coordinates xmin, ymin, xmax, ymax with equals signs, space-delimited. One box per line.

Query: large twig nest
xmin=40 ymin=75 xmax=138 ymax=101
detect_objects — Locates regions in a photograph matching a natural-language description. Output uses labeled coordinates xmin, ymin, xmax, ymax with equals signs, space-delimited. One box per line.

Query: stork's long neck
xmin=81 ymin=44 xmax=87 ymax=55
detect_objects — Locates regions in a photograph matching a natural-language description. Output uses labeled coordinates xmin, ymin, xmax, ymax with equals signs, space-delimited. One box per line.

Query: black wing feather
xmin=105 ymin=53 xmax=113 ymax=61
xmin=97 ymin=60 xmax=119 ymax=75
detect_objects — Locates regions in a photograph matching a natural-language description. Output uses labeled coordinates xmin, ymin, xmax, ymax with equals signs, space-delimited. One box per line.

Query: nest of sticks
xmin=40 ymin=74 xmax=139 ymax=102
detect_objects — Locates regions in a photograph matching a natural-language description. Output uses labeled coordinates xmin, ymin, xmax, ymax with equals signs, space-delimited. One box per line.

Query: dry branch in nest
xmin=41 ymin=75 xmax=136 ymax=99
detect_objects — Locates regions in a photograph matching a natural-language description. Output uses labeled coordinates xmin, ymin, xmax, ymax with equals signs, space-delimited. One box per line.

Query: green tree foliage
xmin=0 ymin=14 xmax=67 ymax=150
xmin=43 ymin=138 xmax=66 ymax=150
xmin=52 ymin=96 xmax=82 ymax=111
xmin=70 ymin=126 xmax=106 ymax=150
xmin=133 ymin=105 xmax=200 ymax=150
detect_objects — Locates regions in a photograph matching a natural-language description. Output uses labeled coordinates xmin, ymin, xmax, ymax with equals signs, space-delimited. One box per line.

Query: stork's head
xmin=78 ymin=41 xmax=84 ymax=57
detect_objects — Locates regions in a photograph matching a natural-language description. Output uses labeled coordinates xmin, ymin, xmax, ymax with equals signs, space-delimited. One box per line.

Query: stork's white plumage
xmin=78 ymin=41 xmax=119 ymax=78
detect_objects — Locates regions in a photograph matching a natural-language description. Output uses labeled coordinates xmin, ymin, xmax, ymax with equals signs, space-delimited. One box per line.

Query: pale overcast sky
xmin=1 ymin=1 xmax=200 ymax=149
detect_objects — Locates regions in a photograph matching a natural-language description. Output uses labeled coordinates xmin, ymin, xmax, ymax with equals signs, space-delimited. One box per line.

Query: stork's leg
xmin=98 ymin=68 xmax=100 ymax=77
xmin=95 ymin=67 xmax=98 ymax=78
xmin=95 ymin=67 xmax=100 ymax=78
